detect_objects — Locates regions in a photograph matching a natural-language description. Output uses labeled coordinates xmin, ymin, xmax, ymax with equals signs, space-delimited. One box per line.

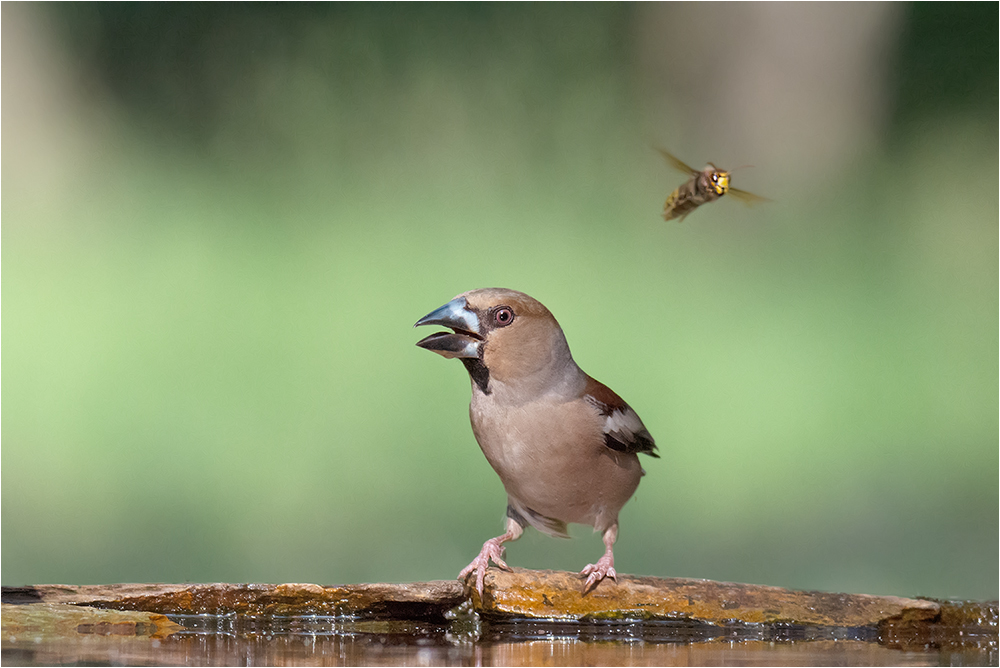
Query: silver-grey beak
xmin=414 ymin=297 xmax=482 ymax=359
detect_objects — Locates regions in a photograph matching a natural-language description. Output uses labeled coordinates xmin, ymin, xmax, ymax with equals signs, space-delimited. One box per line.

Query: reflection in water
xmin=3 ymin=614 xmax=996 ymax=667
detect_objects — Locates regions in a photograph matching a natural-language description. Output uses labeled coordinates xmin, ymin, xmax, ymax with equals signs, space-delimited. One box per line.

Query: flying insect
xmin=658 ymin=148 xmax=769 ymax=222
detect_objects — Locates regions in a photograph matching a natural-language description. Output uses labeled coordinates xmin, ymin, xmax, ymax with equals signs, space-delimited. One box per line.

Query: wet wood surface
xmin=470 ymin=568 xmax=940 ymax=627
xmin=2 ymin=580 xmax=466 ymax=620
xmin=2 ymin=568 xmax=996 ymax=655
xmin=1 ymin=602 xmax=184 ymax=641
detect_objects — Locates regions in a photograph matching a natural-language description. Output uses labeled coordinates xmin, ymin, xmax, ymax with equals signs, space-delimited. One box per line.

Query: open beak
xmin=414 ymin=296 xmax=483 ymax=359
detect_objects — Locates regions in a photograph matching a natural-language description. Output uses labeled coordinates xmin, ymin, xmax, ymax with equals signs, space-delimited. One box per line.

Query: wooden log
xmin=1 ymin=602 xmax=184 ymax=642
xmin=467 ymin=568 xmax=939 ymax=627
xmin=2 ymin=581 xmax=466 ymax=621
xmin=3 ymin=569 xmax=996 ymax=650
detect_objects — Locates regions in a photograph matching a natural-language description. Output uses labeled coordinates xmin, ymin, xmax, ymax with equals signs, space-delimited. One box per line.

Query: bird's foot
xmin=579 ymin=554 xmax=617 ymax=592
xmin=458 ymin=537 xmax=511 ymax=598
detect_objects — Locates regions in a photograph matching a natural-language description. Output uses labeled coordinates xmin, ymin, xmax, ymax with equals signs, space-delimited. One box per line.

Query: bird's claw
xmin=458 ymin=539 xmax=509 ymax=598
xmin=579 ymin=557 xmax=617 ymax=592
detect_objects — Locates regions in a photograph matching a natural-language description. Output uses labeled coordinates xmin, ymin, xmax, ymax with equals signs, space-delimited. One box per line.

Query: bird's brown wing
xmin=584 ymin=377 xmax=659 ymax=458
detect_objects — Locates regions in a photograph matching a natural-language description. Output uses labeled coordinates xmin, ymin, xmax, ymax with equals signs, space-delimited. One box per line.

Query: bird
xmin=414 ymin=288 xmax=658 ymax=596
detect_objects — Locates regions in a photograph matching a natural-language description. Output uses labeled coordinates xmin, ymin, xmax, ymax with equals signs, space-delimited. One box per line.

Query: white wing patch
xmin=604 ymin=406 xmax=645 ymax=441
xmin=584 ymin=386 xmax=658 ymax=457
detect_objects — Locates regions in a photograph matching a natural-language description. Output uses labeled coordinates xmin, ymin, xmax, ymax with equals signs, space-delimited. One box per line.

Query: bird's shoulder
xmin=582 ymin=376 xmax=658 ymax=458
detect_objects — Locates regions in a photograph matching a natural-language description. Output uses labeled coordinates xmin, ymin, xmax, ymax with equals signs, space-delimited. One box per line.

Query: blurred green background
xmin=2 ymin=3 xmax=996 ymax=600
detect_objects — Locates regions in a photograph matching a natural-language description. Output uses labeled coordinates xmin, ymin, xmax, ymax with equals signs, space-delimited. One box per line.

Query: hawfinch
xmin=414 ymin=288 xmax=657 ymax=595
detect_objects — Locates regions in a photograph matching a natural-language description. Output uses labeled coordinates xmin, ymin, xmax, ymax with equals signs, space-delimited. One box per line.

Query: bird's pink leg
xmin=459 ymin=517 xmax=523 ymax=598
xmin=580 ymin=522 xmax=619 ymax=592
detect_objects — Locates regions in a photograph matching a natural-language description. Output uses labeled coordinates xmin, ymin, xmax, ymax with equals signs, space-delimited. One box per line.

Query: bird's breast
xmin=468 ymin=389 xmax=643 ymax=529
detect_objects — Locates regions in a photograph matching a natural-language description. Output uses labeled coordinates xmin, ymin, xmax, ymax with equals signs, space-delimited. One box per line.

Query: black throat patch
xmin=461 ymin=357 xmax=490 ymax=395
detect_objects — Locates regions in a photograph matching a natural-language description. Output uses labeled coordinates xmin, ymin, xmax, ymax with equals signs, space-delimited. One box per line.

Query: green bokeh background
xmin=3 ymin=3 xmax=996 ymax=600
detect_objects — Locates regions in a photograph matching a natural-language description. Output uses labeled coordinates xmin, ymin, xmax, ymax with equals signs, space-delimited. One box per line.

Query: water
xmin=3 ymin=613 xmax=996 ymax=666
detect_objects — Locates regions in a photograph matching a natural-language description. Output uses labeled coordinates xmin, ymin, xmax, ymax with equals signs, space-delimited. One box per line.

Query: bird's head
xmin=414 ymin=288 xmax=576 ymax=393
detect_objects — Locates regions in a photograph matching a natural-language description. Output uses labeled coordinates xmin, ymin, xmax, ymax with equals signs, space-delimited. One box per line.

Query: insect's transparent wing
xmin=728 ymin=187 xmax=771 ymax=205
xmin=656 ymin=148 xmax=698 ymax=176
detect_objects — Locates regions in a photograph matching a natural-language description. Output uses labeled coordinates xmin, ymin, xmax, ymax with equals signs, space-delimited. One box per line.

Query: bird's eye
xmin=492 ymin=306 xmax=515 ymax=327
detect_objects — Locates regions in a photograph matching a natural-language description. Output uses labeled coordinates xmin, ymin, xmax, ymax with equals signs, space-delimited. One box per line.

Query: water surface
xmin=4 ymin=613 xmax=995 ymax=666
